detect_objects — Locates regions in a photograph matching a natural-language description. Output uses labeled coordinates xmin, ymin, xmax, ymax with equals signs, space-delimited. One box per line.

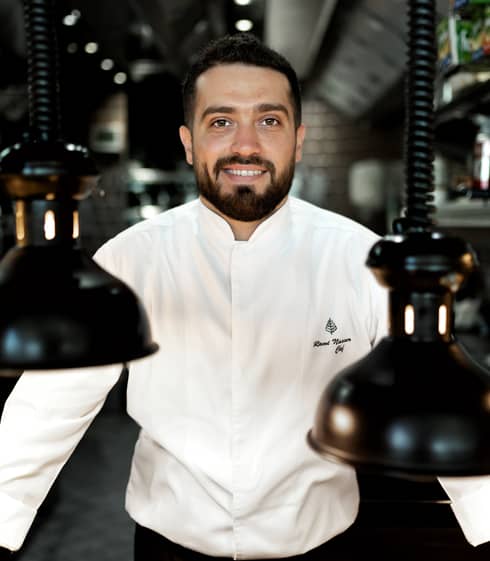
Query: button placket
xmin=230 ymin=243 xmax=246 ymax=559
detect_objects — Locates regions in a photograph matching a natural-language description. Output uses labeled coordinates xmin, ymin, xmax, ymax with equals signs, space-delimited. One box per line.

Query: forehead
xmin=194 ymin=63 xmax=293 ymax=113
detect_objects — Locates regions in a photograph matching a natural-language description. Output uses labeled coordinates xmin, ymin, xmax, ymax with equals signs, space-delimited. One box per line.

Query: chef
xmin=0 ymin=33 xmax=488 ymax=560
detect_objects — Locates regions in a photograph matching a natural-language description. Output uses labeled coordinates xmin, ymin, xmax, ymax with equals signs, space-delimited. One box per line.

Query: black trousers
xmin=133 ymin=521 xmax=490 ymax=561
xmin=133 ymin=524 xmax=361 ymax=561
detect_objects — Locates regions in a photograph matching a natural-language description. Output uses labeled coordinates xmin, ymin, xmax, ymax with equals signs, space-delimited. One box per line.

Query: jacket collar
xmin=197 ymin=197 xmax=292 ymax=249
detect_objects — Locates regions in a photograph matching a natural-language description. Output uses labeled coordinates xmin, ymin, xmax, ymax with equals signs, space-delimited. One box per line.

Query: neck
xmin=199 ymin=196 xmax=288 ymax=241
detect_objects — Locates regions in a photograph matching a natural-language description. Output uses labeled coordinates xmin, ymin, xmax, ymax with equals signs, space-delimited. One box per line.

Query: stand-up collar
xmin=197 ymin=197 xmax=292 ymax=249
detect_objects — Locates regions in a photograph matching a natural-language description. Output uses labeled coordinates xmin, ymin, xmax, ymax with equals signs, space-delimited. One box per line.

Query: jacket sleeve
xmin=438 ymin=476 xmax=490 ymax=546
xmin=362 ymin=235 xmax=389 ymax=348
xmin=0 ymin=364 xmax=122 ymax=551
xmin=0 ymin=242 xmax=126 ymax=551
xmin=367 ymin=269 xmax=389 ymax=348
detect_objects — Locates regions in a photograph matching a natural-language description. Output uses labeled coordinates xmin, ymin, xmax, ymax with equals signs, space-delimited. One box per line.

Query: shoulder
xmin=94 ymin=199 xmax=200 ymax=268
xmin=288 ymin=196 xmax=380 ymax=246
xmin=99 ymin=199 xmax=199 ymax=251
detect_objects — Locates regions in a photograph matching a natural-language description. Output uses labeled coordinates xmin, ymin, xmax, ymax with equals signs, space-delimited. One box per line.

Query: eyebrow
xmin=256 ymin=103 xmax=290 ymax=118
xmin=200 ymin=105 xmax=235 ymax=122
xmin=200 ymin=103 xmax=290 ymax=122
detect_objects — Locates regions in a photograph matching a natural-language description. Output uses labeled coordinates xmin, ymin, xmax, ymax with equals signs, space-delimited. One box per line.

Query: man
xmin=0 ymin=33 xmax=488 ymax=560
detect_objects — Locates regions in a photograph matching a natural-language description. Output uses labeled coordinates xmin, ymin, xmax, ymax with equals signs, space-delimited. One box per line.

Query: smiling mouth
xmin=223 ymin=169 xmax=266 ymax=177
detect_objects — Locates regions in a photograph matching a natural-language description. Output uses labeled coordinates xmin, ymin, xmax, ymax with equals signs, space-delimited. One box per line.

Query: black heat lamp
xmin=0 ymin=0 xmax=158 ymax=369
xmin=307 ymin=0 xmax=490 ymax=477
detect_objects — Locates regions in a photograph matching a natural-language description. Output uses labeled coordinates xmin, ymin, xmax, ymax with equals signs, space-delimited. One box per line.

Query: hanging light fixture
xmin=0 ymin=0 xmax=158 ymax=369
xmin=307 ymin=0 xmax=490 ymax=477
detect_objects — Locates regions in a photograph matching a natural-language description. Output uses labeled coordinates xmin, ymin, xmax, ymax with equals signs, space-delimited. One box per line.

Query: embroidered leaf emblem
xmin=325 ymin=318 xmax=337 ymax=334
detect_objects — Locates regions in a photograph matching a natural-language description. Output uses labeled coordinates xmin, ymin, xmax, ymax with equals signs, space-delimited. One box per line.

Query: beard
xmin=195 ymin=154 xmax=296 ymax=222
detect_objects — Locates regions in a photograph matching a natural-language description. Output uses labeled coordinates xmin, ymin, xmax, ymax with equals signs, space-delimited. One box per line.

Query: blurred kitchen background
xmin=1 ymin=0 xmax=489 ymax=340
xmin=0 ymin=0 xmax=490 ymax=559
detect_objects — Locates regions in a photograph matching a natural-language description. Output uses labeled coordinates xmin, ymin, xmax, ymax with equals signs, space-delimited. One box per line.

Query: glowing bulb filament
xmin=44 ymin=210 xmax=56 ymax=240
xmin=73 ymin=211 xmax=79 ymax=239
xmin=404 ymin=305 xmax=415 ymax=335
xmin=438 ymin=305 xmax=448 ymax=335
xmin=15 ymin=202 xmax=25 ymax=241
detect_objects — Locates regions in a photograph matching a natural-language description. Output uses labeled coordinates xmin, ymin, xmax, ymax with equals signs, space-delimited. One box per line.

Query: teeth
xmin=226 ymin=169 xmax=264 ymax=177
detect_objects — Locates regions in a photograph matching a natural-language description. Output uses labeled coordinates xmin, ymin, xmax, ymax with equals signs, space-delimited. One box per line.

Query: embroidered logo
xmin=325 ymin=318 xmax=337 ymax=334
xmin=313 ymin=318 xmax=352 ymax=354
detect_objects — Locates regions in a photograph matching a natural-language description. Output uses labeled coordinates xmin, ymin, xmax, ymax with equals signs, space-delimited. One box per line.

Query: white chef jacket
xmin=0 ymin=196 xmax=487 ymax=557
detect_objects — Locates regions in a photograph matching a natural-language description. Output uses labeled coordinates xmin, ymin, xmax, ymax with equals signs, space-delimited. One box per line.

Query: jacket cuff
xmin=441 ymin=480 xmax=490 ymax=546
xmin=0 ymin=491 xmax=37 ymax=551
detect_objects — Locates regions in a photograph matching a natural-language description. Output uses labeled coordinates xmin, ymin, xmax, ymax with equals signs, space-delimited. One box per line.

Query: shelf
xmin=434 ymin=198 xmax=490 ymax=227
xmin=435 ymin=79 xmax=490 ymax=125
xmin=127 ymin=167 xmax=195 ymax=186
xmin=434 ymin=135 xmax=475 ymax=162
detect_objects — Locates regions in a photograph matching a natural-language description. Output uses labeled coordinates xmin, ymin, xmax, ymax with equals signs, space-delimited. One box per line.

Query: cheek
xmin=261 ymin=133 xmax=296 ymax=156
xmin=193 ymin=137 xmax=223 ymax=160
xmin=274 ymin=143 xmax=299 ymax=169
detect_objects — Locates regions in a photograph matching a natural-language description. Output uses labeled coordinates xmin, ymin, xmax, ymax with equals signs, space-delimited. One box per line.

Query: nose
xmin=231 ymin=124 xmax=260 ymax=157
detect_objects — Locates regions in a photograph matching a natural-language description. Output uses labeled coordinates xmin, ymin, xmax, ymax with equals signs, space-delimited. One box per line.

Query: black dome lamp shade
xmin=307 ymin=0 xmax=490 ymax=477
xmin=0 ymin=0 xmax=158 ymax=369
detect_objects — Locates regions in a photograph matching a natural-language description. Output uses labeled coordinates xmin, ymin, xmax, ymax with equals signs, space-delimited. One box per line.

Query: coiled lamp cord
xmin=395 ymin=0 xmax=436 ymax=233
xmin=24 ymin=0 xmax=61 ymax=143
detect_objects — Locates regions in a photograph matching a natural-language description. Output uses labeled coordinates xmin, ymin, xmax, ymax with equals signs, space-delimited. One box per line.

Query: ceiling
xmin=265 ymin=0 xmax=450 ymax=120
xmin=0 ymin=0 xmax=450 ymax=162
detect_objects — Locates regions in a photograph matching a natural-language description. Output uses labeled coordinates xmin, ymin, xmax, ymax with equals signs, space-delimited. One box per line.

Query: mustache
xmin=213 ymin=156 xmax=275 ymax=180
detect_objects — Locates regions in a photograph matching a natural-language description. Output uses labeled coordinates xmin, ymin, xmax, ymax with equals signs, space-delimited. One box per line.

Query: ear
xmin=179 ymin=125 xmax=193 ymax=165
xmin=295 ymin=124 xmax=306 ymax=163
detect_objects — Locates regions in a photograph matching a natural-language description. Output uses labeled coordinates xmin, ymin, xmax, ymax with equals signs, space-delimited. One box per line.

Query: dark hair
xmin=182 ymin=33 xmax=302 ymax=128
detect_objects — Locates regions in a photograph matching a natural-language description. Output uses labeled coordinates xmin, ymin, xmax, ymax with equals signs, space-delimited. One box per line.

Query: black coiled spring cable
xmin=24 ymin=0 xmax=61 ymax=143
xmin=395 ymin=0 xmax=436 ymax=233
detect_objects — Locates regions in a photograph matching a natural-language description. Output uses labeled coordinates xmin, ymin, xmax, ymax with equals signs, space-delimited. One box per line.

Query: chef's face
xmin=179 ymin=63 xmax=305 ymax=222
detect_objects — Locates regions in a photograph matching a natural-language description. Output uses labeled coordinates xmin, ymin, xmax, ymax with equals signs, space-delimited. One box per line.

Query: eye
xmin=261 ymin=117 xmax=280 ymax=126
xmin=211 ymin=118 xmax=232 ymax=128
